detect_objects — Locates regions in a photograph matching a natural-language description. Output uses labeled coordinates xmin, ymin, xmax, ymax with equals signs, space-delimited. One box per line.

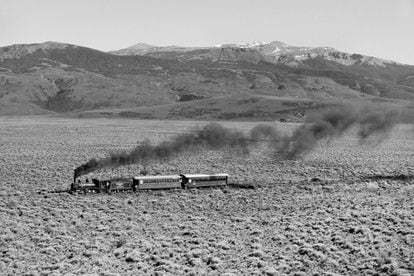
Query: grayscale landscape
xmin=0 ymin=41 xmax=413 ymax=122
xmin=0 ymin=117 xmax=413 ymax=275
xmin=1 ymin=0 xmax=413 ymax=275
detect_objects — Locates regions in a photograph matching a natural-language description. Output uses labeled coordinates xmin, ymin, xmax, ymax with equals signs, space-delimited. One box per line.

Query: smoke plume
xmin=74 ymin=105 xmax=400 ymax=179
xmin=75 ymin=123 xmax=253 ymax=179
xmin=287 ymin=105 xmax=401 ymax=157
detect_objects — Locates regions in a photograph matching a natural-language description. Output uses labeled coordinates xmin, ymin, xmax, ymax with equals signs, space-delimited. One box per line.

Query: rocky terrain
xmin=0 ymin=41 xmax=413 ymax=121
xmin=0 ymin=117 xmax=413 ymax=275
xmin=112 ymin=41 xmax=404 ymax=68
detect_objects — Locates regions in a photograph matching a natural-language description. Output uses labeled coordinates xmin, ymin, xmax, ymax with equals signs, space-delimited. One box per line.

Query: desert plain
xmin=0 ymin=116 xmax=413 ymax=276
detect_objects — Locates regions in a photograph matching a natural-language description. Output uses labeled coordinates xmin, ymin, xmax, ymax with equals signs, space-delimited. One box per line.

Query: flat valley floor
xmin=0 ymin=117 xmax=413 ymax=275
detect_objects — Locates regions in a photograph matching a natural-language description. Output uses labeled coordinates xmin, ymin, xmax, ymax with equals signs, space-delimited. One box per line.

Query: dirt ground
xmin=0 ymin=116 xmax=413 ymax=276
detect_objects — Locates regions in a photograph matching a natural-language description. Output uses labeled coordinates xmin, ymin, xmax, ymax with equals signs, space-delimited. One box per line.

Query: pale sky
xmin=1 ymin=0 xmax=414 ymax=64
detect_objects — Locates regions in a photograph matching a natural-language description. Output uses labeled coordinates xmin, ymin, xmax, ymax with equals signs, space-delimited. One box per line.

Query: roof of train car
xmin=133 ymin=175 xmax=182 ymax=180
xmin=92 ymin=177 xmax=130 ymax=182
xmin=180 ymin=173 xmax=229 ymax=178
xmin=212 ymin=173 xmax=229 ymax=177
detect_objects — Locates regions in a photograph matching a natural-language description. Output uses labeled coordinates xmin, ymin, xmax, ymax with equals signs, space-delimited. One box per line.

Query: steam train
xmin=71 ymin=173 xmax=229 ymax=194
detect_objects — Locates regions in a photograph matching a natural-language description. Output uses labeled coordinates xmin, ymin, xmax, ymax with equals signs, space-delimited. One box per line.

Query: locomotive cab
xmin=91 ymin=178 xmax=134 ymax=193
xmin=92 ymin=179 xmax=111 ymax=193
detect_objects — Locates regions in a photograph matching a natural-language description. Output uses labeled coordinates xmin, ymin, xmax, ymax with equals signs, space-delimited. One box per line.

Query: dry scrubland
xmin=0 ymin=116 xmax=413 ymax=276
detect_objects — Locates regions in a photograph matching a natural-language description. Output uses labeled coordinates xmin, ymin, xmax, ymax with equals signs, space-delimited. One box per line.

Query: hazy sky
xmin=1 ymin=0 xmax=414 ymax=64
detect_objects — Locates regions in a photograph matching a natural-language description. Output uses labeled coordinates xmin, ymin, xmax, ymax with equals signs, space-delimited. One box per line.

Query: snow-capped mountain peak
xmin=109 ymin=40 xmax=403 ymax=68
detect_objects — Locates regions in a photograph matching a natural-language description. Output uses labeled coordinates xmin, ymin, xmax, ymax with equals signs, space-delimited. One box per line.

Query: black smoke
xmin=287 ymin=105 xmax=401 ymax=157
xmin=74 ymin=105 xmax=401 ymax=179
xmin=74 ymin=123 xmax=254 ymax=179
xmin=357 ymin=109 xmax=400 ymax=140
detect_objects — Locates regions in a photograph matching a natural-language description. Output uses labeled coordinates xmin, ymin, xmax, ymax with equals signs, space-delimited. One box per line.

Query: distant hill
xmin=0 ymin=41 xmax=413 ymax=121
xmin=109 ymin=43 xmax=208 ymax=56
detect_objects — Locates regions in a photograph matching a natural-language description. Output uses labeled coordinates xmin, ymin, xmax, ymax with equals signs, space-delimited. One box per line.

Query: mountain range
xmin=0 ymin=41 xmax=413 ymax=121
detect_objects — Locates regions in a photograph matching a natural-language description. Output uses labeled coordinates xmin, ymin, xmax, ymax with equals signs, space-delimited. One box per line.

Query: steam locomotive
xmin=71 ymin=173 xmax=229 ymax=194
